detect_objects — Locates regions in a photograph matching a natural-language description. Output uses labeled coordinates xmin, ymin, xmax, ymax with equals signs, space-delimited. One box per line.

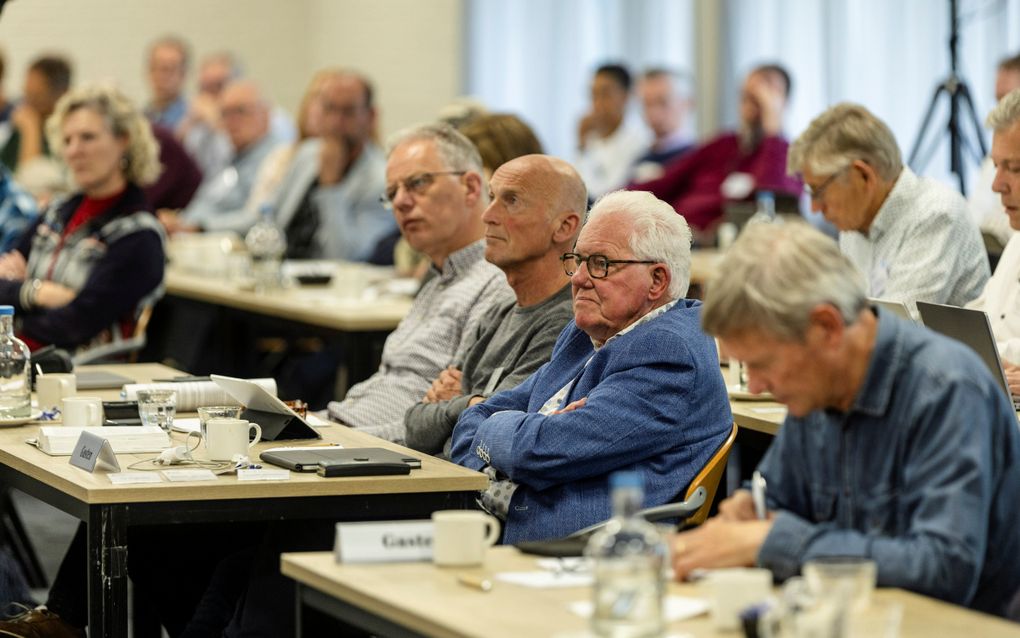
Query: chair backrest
xmin=71 ymin=302 xmax=155 ymax=365
xmin=682 ymin=422 xmax=738 ymax=527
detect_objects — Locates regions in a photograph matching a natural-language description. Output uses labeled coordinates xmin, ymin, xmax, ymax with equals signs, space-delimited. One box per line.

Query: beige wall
xmin=307 ymin=0 xmax=464 ymax=139
xmin=0 ymin=0 xmax=463 ymax=139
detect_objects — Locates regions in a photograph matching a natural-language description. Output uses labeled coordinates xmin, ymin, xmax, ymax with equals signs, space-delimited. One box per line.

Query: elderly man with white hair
xmin=967 ymin=88 xmax=1020 ymax=394
xmin=451 ymin=189 xmax=733 ymax=544
xmin=789 ymin=103 xmax=988 ymax=314
xmin=670 ymin=222 xmax=1020 ymax=618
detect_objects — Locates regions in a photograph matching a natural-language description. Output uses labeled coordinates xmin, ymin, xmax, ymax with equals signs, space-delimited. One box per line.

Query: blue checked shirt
xmin=0 ymin=168 xmax=38 ymax=253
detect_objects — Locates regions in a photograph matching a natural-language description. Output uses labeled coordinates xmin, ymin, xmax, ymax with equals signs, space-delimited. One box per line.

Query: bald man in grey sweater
xmin=405 ymin=154 xmax=587 ymax=455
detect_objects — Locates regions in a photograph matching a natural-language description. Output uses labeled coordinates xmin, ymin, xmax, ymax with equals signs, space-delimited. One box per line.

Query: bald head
xmin=219 ymin=79 xmax=270 ymax=151
xmin=482 ymin=154 xmax=586 ymax=280
xmin=500 ymin=154 xmax=588 ymax=224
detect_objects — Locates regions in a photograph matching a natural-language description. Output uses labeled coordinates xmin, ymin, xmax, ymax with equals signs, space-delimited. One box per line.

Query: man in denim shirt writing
xmin=671 ymin=222 xmax=1020 ymax=617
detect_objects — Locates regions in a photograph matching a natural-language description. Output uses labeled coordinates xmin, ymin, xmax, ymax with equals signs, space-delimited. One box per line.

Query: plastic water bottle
xmin=747 ymin=190 xmax=776 ymax=226
xmin=0 ymin=305 xmax=31 ymax=418
xmin=585 ymin=471 xmax=667 ymax=638
xmin=245 ymin=204 xmax=286 ymax=292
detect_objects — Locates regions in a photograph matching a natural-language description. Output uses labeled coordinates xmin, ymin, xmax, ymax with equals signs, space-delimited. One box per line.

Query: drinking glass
xmin=137 ymin=389 xmax=177 ymax=437
xmin=197 ymin=405 xmax=243 ymax=440
xmin=803 ymin=557 xmax=877 ymax=613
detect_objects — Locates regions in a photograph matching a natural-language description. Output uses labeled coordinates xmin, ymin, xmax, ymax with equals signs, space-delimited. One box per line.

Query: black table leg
xmin=87 ymin=504 xmax=129 ymax=638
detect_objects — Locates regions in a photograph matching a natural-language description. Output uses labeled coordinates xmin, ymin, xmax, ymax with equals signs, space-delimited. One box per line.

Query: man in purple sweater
xmin=630 ymin=63 xmax=801 ymax=241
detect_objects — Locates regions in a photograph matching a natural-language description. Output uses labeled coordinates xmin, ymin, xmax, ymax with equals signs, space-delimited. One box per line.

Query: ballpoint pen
xmin=457 ymin=572 xmax=493 ymax=592
xmin=751 ymin=470 xmax=767 ymax=520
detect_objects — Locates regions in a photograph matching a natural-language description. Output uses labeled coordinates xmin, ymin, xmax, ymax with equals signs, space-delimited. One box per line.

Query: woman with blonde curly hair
xmin=0 ymin=84 xmax=165 ymax=350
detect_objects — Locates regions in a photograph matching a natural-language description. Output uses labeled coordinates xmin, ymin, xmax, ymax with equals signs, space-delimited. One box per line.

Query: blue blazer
xmin=451 ymin=299 xmax=733 ymax=544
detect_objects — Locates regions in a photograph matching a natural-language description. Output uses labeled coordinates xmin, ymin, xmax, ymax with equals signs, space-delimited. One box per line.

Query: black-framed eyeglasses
xmin=560 ymin=253 xmax=659 ymax=279
xmin=380 ymin=171 xmax=466 ymax=209
xmin=804 ymin=165 xmax=850 ymax=202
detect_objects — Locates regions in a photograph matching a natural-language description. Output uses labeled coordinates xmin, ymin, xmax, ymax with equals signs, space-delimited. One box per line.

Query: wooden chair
xmin=565 ymin=422 xmax=740 ymax=541
xmin=629 ymin=421 xmax=739 ymax=528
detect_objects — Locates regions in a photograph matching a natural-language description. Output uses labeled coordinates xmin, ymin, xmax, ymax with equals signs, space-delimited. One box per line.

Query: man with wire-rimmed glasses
xmin=326 ymin=122 xmax=513 ymax=444
xmin=451 ymin=189 xmax=732 ymax=544
xmin=788 ymin=102 xmax=987 ymax=316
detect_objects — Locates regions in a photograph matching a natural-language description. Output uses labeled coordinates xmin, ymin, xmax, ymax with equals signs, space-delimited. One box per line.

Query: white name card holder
xmin=69 ymin=431 xmax=121 ymax=473
xmin=334 ymin=520 xmax=434 ymax=564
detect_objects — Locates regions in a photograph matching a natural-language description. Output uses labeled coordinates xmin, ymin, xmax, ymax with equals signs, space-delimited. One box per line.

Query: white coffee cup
xmin=704 ymin=567 xmax=773 ymax=630
xmin=205 ymin=418 xmax=262 ymax=461
xmin=37 ymin=373 xmax=77 ymax=412
xmin=431 ymin=510 xmax=500 ymax=567
xmin=62 ymin=396 xmax=103 ymax=427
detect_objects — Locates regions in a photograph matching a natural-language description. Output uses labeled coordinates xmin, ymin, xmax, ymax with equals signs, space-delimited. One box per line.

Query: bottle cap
xmin=0 ymin=305 xmax=13 ymax=316
xmin=610 ymin=471 xmax=643 ymax=490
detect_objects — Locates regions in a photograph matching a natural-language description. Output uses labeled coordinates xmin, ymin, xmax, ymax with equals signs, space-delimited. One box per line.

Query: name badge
xmin=334 ymin=520 xmax=433 ymax=564
xmin=69 ymin=431 xmax=121 ymax=473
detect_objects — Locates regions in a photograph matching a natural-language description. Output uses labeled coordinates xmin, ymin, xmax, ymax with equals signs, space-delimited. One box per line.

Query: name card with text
xmin=69 ymin=431 xmax=121 ymax=473
xmin=334 ymin=520 xmax=433 ymax=564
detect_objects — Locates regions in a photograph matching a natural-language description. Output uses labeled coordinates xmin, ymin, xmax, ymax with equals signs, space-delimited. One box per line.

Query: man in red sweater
xmin=629 ymin=63 xmax=801 ymax=243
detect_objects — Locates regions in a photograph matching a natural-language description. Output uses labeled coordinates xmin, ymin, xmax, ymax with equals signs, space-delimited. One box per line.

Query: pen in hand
xmin=751 ymin=470 xmax=767 ymax=520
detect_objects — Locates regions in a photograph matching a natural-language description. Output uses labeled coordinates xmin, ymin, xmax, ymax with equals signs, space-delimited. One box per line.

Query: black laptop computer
xmin=259 ymin=446 xmax=421 ymax=472
xmin=916 ymin=301 xmax=1020 ymax=408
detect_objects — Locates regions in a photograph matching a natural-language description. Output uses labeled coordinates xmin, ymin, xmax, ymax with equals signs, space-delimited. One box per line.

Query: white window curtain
xmin=464 ymin=0 xmax=696 ymax=160
xmin=720 ymin=0 xmax=1020 ymax=189
xmin=465 ymin=0 xmax=1020 ymax=188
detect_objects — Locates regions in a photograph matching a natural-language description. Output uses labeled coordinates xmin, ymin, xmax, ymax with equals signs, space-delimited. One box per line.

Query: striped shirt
xmin=328 ymin=239 xmax=513 ymax=443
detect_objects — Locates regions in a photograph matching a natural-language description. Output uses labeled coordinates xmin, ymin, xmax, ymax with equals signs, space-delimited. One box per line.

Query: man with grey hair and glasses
xmin=451 ymin=189 xmax=732 ymax=544
xmin=326 ymin=122 xmax=512 ymax=443
xmin=670 ymin=222 xmax=1020 ymax=617
xmin=789 ymin=103 xmax=987 ymax=314
xmin=966 ymin=88 xmax=1020 ymax=396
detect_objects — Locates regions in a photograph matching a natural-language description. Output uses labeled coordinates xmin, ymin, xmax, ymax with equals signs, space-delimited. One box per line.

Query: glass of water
xmin=137 ymin=389 xmax=177 ymax=437
xmin=197 ymin=405 xmax=243 ymax=440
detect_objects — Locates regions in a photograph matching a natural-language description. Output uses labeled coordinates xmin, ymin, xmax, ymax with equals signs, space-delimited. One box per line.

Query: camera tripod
xmin=907 ymin=0 xmax=987 ymax=195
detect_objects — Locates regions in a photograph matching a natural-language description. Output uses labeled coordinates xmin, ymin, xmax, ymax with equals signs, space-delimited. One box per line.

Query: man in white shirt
xmin=575 ymin=63 xmax=650 ymax=198
xmin=788 ymin=102 xmax=988 ymax=315
xmin=969 ymin=53 xmax=1020 ymax=247
xmin=629 ymin=68 xmax=694 ymax=183
xmin=967 ymin=88 xmax=1020 ymax=394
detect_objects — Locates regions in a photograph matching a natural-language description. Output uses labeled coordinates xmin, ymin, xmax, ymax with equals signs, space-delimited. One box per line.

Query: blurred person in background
xmin=270 ymin=69 xmax=392 ymax=261
xmin=0 ymin=55 xmax=72 ymax=174
xmin=0 ymin=85 xmax=165 ymax=352
xmin=178 ymin=51 xmax=295 ymax=179
xmin=160 ymin=80 xmax=282 ymax=235
xmin=244 ymin=68 xmax=335 ymax=213
xmin=0 ymin=164 xmax=37 ymax=253
xmin=576 ymin=63 xmax=650 ymax=198
xmin=630 ymin=63 xmax=800 ymax=243
xmin=176 ymin=51 xmax=241 ymax=176
xmin=630 ymin=67 xmax=695 ymax=182
xmin=143 ymin=35 xmax=190 ymax=130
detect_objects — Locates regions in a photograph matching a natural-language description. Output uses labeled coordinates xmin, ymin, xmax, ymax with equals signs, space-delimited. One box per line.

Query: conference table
xmin=157 ymin=259 xmax=415 ymax=389
xmin=0 ymin=363 xmax=487 ymax=638
xmin=280 ymin=546 xmax=1020 ymax=638
xmin=729 ymin=395 xmax=785 ymax=436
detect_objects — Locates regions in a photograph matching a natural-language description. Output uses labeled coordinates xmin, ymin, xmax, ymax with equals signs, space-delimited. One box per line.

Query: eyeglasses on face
xmin=380 ymin=171 xmax=466 ymax=209
xmin=560 ymin=252 xmax=659 ymax=279
xmin=804 ymin=165 xmax=850 ymax=202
